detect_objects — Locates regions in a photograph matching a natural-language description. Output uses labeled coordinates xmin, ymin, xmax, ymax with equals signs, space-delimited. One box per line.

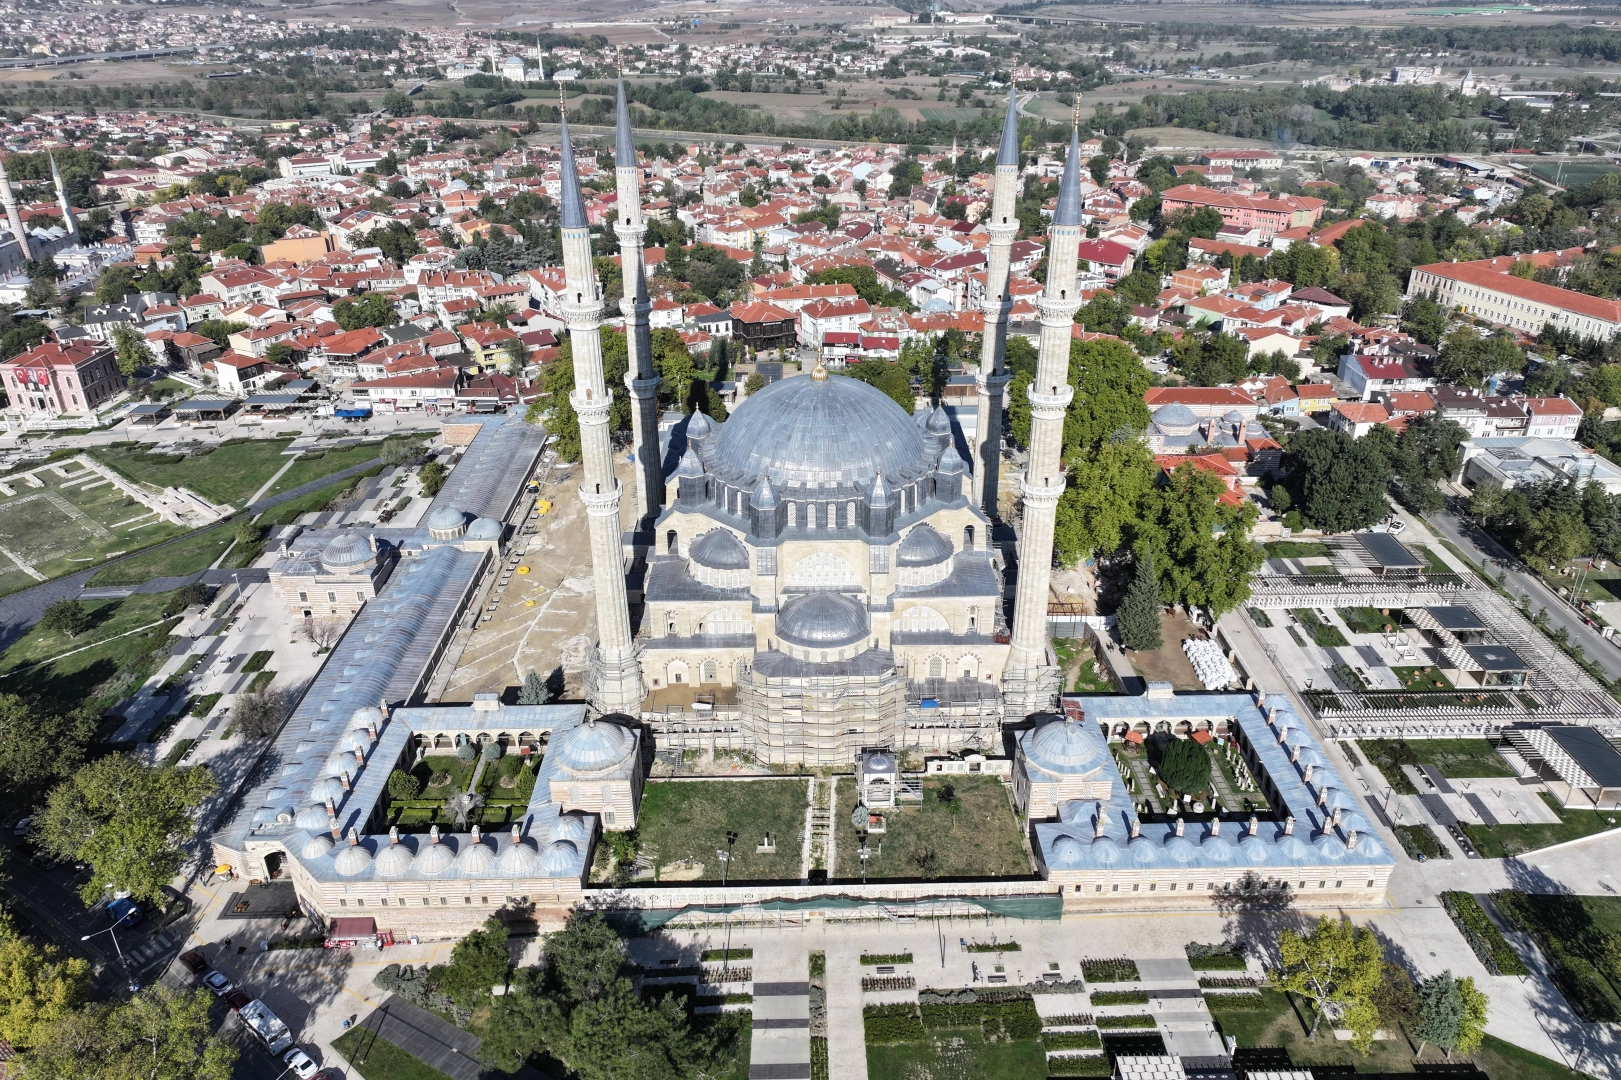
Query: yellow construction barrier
xmin=516 ymin=566 xmax=530 ymax=575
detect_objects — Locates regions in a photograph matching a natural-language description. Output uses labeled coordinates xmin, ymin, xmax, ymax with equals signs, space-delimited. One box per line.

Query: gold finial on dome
xmin=810 ymin=343 xmax=829 ymax=381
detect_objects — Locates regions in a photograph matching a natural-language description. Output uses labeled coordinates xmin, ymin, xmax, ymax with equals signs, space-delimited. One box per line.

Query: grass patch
xmin=1493 ymin=890 xmax=1621 ymax=1022
xmin=701 ymin=948 xmax=752 ymax=962
xmin=862 ymin=953 xmax=913 ymax=965
xmin=636 ymin=779 xmax=809 ymax=883
xmin=245 ymin=670 xmax=275 ymax=694
xmin=1246 ymin=608 xmax=1272 ymax=628
xmin=1263 ymin=541 xmax=1329 ymax=559
xmin=88 ymin=524 xmax=233 ymax=586
xmin=866 ymin=1027 xmax=1047 ymax=1079
xmin=1290 ymin=609 xmax=1347 ymax=647
xmin=259 ymin=470 xmax=374 ymax=527
xmin=91 ymin=439 xmax=295 ymax=506
xmin=331 ymin=1026 xmax=454 ymax=1080
xmin=1089 ymin=990 xmax=1148 ymax=1005
xmin=1357 ymin=737 xmax=1514 ymax=794
xmin=190 ymin=692 xmax=223 ymax=718
xmin=0 ymin=590 xmax=185 ymax=711
xmin=833 ymin=774 xmax=1032 ymax=882
xmin=1393 ymin=823 xmax=1450 ymax=860
xmin=242 ymin=650 xmax=273 ymax=673
xmin=1391 ymin=665 xmax=1455 ymax=692
xmin=1459 ymin=792 xmax=1618 ymax=858
xmin=1337 ymin=606 xmax=1397 ymax=635
xmin=161 ymin=738 xmax=194 ymax=767
xmin=1095 ymin=1014 xmax=1156 ymax=1029
xmin=1081 ymin=958 xmax=1139 ymax=983
xmin=261 ymin=442 xmax=387 ymax=498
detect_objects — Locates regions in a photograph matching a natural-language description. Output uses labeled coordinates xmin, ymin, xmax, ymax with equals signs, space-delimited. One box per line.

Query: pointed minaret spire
xmin=612 ymin=76 xmax=662 ymax=527
xmin=997 ymin=84 xmax=1020 ymax=167
xmin=0 ymin=155 xmax=29 ymax=261
xmin=615 ymin=79 xmax=637 ymax=170
xmin=557 ymin=90 xmax=587 ymax=231
xmin=970 ymin=82 xmax=1021 ymax=519
xmin=50 ymin=154 xmax=78 ymax=247
xmin=1054 ymin=125 xmax=1083 ymax=228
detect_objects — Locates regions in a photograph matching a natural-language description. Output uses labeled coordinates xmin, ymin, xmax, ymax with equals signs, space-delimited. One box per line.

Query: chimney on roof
xmin=328 ymin=817 xmax=340 ymax=840
xmin=1211 ymin=817 xmax=1221 ymax=837
xmin=1346 ymin=829 xmax=1359 ymax=850
xmin=471 ymin=824 xmax=482 ymax=843
xmin=389 ymin=826 xmax=399 ymax=845
xmin=339 ymin=771 xmax=351 ymax=791
xmin=347 ymin=827 xmax=360 ymax=847
xmin=1284 ymin=815 xmax=1295 ymax=836
xmin=1248 ymin=814 xmax=1259 ymax=836
xmin=1175 ymin=817 xmax=1185 ymax=837
xmin=1129 ymin=818 xmax=1142 ymax=840
xmin=430 ymin=825 xmax=440 ymax=844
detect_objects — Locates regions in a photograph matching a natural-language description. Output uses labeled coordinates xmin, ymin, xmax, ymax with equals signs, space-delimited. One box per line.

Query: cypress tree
xmin=1117 ymin=551 xmax=1164 ymax=652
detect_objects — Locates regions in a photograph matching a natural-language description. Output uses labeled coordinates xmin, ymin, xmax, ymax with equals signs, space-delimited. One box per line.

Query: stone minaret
xmin=971 ymin=87 xmax=1021 ymax=519
xmin=50 ymin=155 xmax=79 ymax=247
xmin=1004 ymin=120 xmax=1084 ymax=718
xmin=614 ymin=80 xmax=662 ymax=526
xmin=557 ymin=103 xmax=643 ymax=715
xmin=0 ymin=155 xmax=30 ymax=260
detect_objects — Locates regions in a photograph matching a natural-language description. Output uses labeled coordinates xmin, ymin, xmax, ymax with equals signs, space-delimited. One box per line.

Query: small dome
xmin=1026 ymin=717 xmax=1101 ymax=772
xmin=937 ymin=446 xmax=966 ymax=475
xmin=1090 ymin=837 xmax=1122 ymax=865
xmin=1240 ymin=836 xmax=1271 ymax=865
xmin=1200 ymin=834 xmax=1236 ymax=862
xmin=752 ymin=473 xmax=778 ymax=508
xmin=296 ymin=805 xmax=332 ymax=830
xmin=1165 ymin=836 xmax=1198 ymax=864
xmin=324 ymin=752 xmax=359 ymax=776
xmin=690 ymin=529 xmax=749 ymax=570
xmin=686 ymin=409 xmax=715 ymax=439
xmin=349 ymin=706 xmax=386 ymax=730
xmin=320 ymin=531 xmax=374 ymax=570
xmin=1315 ymin=835 xmax=1351 ymax=862
xmin=1049 ymin=834 xmax=1085 ymax=869
xmin=333 ymin=842 xmax=373 ymax=877
xmin=1152 ymin=403 xmax=1199 ymax=434
xmin=863 ymin=751 xmax=895 ymax=772
xmin=1130 ymin=836 xmax=1158 ymax=864
xmin=310 ymin=778 xmax=346 ymax=803
xmin=416 ymin=840 xmax=455 ymax=876
xmin=339 ymin=730 xmax=371 ymax=754
xmin=499 ymin=839 xmax=541 ymax=874
xmin=458 ymin=838 xmax=496 ymax=874
xmin=675 ymin=444 xmax=704 ymax=477
xmin=540 ymin=839 xmax=580 ymax=875
xmin=926 ymin=407 xmax=951 ymax=434
xmin=550 ymin=815 xmax=592 ymax=844
xmin=427 ymin=505 xmax=468 ymax=540
xmin=464 ymin=517 xmax=503 ymax=542
xmin=1278 ymin=836 xmax=1311 ymax=862
xmin=551 ymin=717 xmax=636 ymax=772
xmin=1353 ymin=833 xmax=1384 ymax=858
xmin=776 ymin=592 xmax=869 ymax=649
xmin=897 ymin=524 xmax=953 ymax=566
xmin=376 ymin=841 xmax=415 ymax=877
xmin=1221 ymin=409 xmax=1245 ymax=424
xmin=302 ymin=834 xmax=334 ymax=860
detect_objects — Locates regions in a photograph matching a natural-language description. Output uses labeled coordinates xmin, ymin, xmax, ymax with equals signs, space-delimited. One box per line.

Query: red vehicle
xmin=178 ymin=949 xmax=208 ymax=975
xmin=224 ymin=990 xmax=252 ymax=1012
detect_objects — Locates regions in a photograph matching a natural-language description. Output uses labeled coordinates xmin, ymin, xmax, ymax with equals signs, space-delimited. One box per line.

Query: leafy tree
xmin=1281 ymin=429 xmax=1392 ymax=533
xmin=652 ymin=327 xmax=696 ymax=408
xmin=1399 ymin=295 xmax=1449 ymax=347
xmin=39 ymin=600 xmax=90 ymax=639
xmin=804 ymin=265 xmax=911 ymax=310
xmin=1435 ymin=326 xmax=1523 ymax=388
xmin=333 ymin=291 xmax=400 ymax=331
xmin=1116 ymin=551 xmax=1164 ymax=651
xmin=109 ymin=325 xmax=152 ymax=378
xmin=518 ymin=671 xmax=552 ymax=705
xmin=682 ymin=243 xmax=745 ymax=304
xmin=1171 ymin=330 xmax=1249 ymax=387
xmin=433 ymin=919 xmax=511 ymax=1005
xmin=1273 ymin=916 xmax=1384 ymax=1050
xmin=887 ymin=158 xmax=924 ymax=199
xmin=1063 ymin=337 xmax=1151 ymax=455
xmin=189 ymin=320 xmax=247 ymax=350
xmin=1113 ymin=271 xmax=1162 ymax=307
xmin=1137 ymin=464 xmax=1263 ymax=614
xmin=229 ymin=690 xmax=288 ymax=740
xmin=743 ymin=372 xmax=766 ymax=396
xmin=1155 ymin=736 xmax=1210 ymax=796
xmin=36 ymin=755 xmax=217 ymax=906
xmin=1455 ymin=976 xmax=1488 ymax=1056
xmin=18 ymin=985 xmax=236 ymax=1080
xmin=844 ymin=360 xmax=916 ymax=414
xmin=0 ymin=695 xmax=93 ymax=810
xmin=417 ymin=461 xmax=447 ymax=497
xmin=1054 ymin=439 xmax=1158 ymax=566
xmin=0 ymin=928 xmax=91 ymax=1048
xmin=386 ymin=769 xmax=420 ymax=802
xmin=1413 ymin=971 xmax=1462 ymax=1058
xmin=539 ymin=329 xmax=633 ymax=462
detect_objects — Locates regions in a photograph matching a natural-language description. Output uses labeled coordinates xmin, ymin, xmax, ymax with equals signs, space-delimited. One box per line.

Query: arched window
xmin=787 ymin=552 xmax=859 ymax=588
xmin=698 ymin=608 xmax=750 ymax=637
xmin=927 ymin=656 xmax=945 ymax=679
xmin=963 ymin=525 xmax=975 ymax=550
xmin=666 ymin=530 xmax=678 ymax=554
xmin=701 ymin=660 xmax=718 ymax=683
xmin=897 ymin=606 xmax=950 ymax=633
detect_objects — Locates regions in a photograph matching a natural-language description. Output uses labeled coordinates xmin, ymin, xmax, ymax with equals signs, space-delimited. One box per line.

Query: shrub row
xmin=695 ymin=993 xmax=754 ymax=1006
xmin=1041 ymin=1013 xmax=1095 ymax=1027
xmin=1096 ymin=1014 xmax=1157 ymax=1029
xmin=965 ymin=940 xmax=1019 ymax=953
xmin=1042 ymin=1031 xmax=1103 ymax=1050
xmin=1046 ymin=1056 xmax=1112 ymax=1078
xmin=1089 ymin=990 xmax=1149 ymax=1006
xmin=1197 ymin=976 xmax=1256 ymax=989
xmin=861 ymin=976 xmax=915 ymax=992
xmin=700 ymin=948 xmax=752 ymax=962
xmin=1029 ymin=977 xmax=1088 ymax=995
xmin=861 ymin=952 xmax=913 ymax=965
xmin=1186 ymin=954 xmax=1247 ymax=971
xmin=1393 ymin=823 xmax=1450 ymax=861
xmin=1492 ymin=890 xmax=1618 ymax=1022
xmin=1440 ymin=891 xmax=1529 ymax=977
xmin=1081 ymin=958 xmax=1140 ymax=983
xmin=161 ymin=738 xmax=195 ymax=767
xmin=702 ymin=966 xmax=751 ymax=983
xmin=920 ymin=998 xmax=1041 ymax=1039
xmin=863 ymin=1004 xmax=925 ymax=1044
xmin=1203 ymin=992 xmax=1266 ymax=1009
xmin=810 ymin=1035 xmax=828 ymax=1080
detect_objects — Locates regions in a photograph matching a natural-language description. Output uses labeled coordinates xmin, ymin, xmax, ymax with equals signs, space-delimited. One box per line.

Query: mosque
xmin=0 ymin=154 xmax=86 ymax=273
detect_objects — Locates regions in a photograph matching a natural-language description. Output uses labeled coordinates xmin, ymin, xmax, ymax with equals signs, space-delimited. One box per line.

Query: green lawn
xmin=259 ymin=467 xmax=383 ymax=527
xmin=90 ymin=438 xmax=295 ymax=506
xmin=1338 ymin=607 xmax=1399 ymax=635
xmin=1493 ymin=891 xmax=1621 ymax=1022
xmin=1357 ymin=739 xmax=1515 ymax=795
xmin=1264 ymin=541 xmax=1330 ymax=559
xmin=1412 ymin=544 xmax=1451 ymax=574
xmin=1391 ymin=665 xmax=1456 ymax=692
xmin=0 ymin=591 xmax=184 ymax=712
xmin=261 ymin=441 xmax=389 ymax=499
xmin=1291 ymin=609 xmax=1348 ymax=648
xmin=833 ymin=774 xmax=1033 ymax=882
xmin=636 ymin=779 xmax=809 ymax=882
xmin=1208 ymin=989 xmax=1586 ymax=1078
xmin=87 ymin=524 xmax=234 ymax=586
xmin=867 ymin=1028 xmax=1048 ymax=1080
xmin=1462 ymin=793 xmax=1619 ymax=859
xmin=331 ymin=1027 xmax=454 ymax=1080
xmin=1054 ymin=638 xmax=1116 ymax=693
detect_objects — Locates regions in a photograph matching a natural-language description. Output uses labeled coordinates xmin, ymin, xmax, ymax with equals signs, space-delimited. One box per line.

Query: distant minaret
xmin=615 ymin=79 xmax=662 ymax=526
xmin=557 ymin=96 xmax=643 ymax=715
xmin=971 ymin=86 xmax=1020 ymax=519
xmin=537 ymin=35 xmax=545 ymax=83
xmin=1004 ymin=110 xmax=1084 ymax=718
xmin=0 ymin=155 xmax=30 ymax=260
xmin=50 ymin=155 xmax=79 ymax=247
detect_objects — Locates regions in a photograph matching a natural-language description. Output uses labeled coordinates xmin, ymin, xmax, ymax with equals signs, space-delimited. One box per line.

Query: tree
xmin=1054 ymin=439 xmax=1157 ymax=567
xmin=518 ymin=671 xmax=552 ymax=705
xmin=36 ymin=755 xmax=217 ymax=906
xmin=1116 ymin=551 xmax=1164 ymax=651
xmin=1137 ymin=464 xmax=1263 ymax=614
xmin=1281 ymin=429 xmax=1392 ymax=534
xmin=418 ymin=460 xmax=447 ymax=497
xmin=332 ymin=291 xmax=399 ymax=331
xmin=540 ymin=329 xmax=633 ymax=463
xmin=0 ymin=930 xmax=91 ymax=1048
xmin=1413 ymin=971 xmax=1463 ymax=1058
xmin=0 ymin=695 xmax=94 ymax=809
xmin=387 ymin=769 xmax=420 ymax=802
xmin=433 ymin=919 xmax=511 ymax=1005
xmin=1399 ymin=295 xmax=1449 ymax=347
xmin=109 ymin=325 xmax=152 ymax=378
xmin=1456 ymin=976 xmax=1488 ymax=1056
xmin=1064 ymin=337 xmax=1151 ymax=455
xmin=1155 ymin=736 xmax=1210 ymax=796
xmin=229 ymin=690 xmax=288 ymax=739
xmin=189 ymin=320 xmax=247 ymax=350
xmin=1435 ymin=326 xmax=1523 ymax=388
xmin=18 ymin=985 xmax=236 ymax=1080
xmin=38 ymin=600 xmax=90 ymax=639
xmin=480 ymin=741 xmax=503 ymax=763
xmin=1273 ymin=916 xmax=1384 ymax=1049
xmin=652 ymin=327 xmax=696 ymax=408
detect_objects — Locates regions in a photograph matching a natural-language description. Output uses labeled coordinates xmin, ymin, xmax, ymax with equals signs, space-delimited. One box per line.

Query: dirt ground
xmin=1124 ymin=608 xmax=1206 ymax=691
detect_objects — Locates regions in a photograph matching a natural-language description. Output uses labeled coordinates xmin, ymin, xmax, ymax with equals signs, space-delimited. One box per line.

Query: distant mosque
xmin=0 ymin=153 xmax=87 ymax=274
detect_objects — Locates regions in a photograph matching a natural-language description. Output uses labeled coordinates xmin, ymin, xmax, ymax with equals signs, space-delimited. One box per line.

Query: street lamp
xmin=715 ymin=849 xmax=731 ymax=887
xmin=81 ymin=906 xmax=140 ymax=993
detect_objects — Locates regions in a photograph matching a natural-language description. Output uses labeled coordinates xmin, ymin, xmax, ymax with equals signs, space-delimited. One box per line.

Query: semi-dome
xmin=540 ymin=839 xmax=580 ymax=876
xmin=777 ymin=592 xmax=869 ymax=648
xmin=320 ymin=531 xmax=374 ymax=570
xmin=1049 ymin=834 xmax=1085 ymax=869
xmin=416 ymin=840 xmax=455 ymax=875
xmin=551 ymin=717 xmax=635 ymax=772
xmin=376 ymin=841 xmax=415 ymax=877
xmin=499 ymin=839 xmax=541 ymax=874
xmin=863 ymin=751 xmax=895 ymax=772
xmin=464 ymin=517 xmax=504 ymax=542
xmin=897 ymin=524 xmax=953 ymax=566
xmin=349 ymin=705 xmax=386 ymax=730
xmin=708 ymin=373 xmax=931 ymax=488
xmin=551 ymin=815 xmax=592 ymax=844
xmin=691 ymin=529 xmax=749 ymax=570
xmin=302 ymin=834 xmax=334 ymax=859
xmin=1026 ymin=717 xmax=1101 ymax=773
xmin=427 ymin=505 xmax=468 ymax=540
xmin=333 ymin=842 xmax=373 ymax=876
xmin=458 ymin=839 xmax=496 ymax=873
xmin=1152 ymin=403 xmax=1199 ymax=434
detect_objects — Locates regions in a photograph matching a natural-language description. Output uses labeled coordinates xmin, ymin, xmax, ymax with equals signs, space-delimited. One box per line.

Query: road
xmin=1422 ymin=506 xmax=1621 ymax=682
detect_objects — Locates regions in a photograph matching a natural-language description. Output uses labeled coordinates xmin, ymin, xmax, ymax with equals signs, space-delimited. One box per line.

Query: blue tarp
xmin=334 ymin=407 xmax=372 ymax=418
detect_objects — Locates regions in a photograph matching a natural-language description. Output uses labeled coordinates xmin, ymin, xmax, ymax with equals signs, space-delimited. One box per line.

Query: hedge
xmin=1394 ymin=823 xmax=1450 ymax=861
xmin=1042 ymin=1031 xmax=1103 ymax=1050
xmin=161 ymin=738 xmax=195 ymax=767
xmin=861 ymin=953 xmax=913 ymax=965
xmin=1440 ymin=891 xmax=1528 ymax=977
xmin=1096 ymin=1014 xmax=1157 ymax=1029
xmin=1186 ymin=954 xmax=1248 ymax=971
xmin=919 ymin=998 xmax=1041 ymax=1039
xmin=863 ymin=1004 xmax=924 ymax=1044
xmin=1081 ymin=958 xmax=1140 ymax=983
xmin=1197 ymin=977 xmax=1256 ymax=989
xmin=1089 ymin=990 xmax=1149 ymax=1006
xmin=701 ymin=948 xmax=752 ymax=962
xmin=1042 ymin=1013 xmax=1095 ymax=1027
xmin=965 ymin=940 xmax=1019 ymax=953
xmin=1046 ymin=1057 xmax=1112 ymax=1078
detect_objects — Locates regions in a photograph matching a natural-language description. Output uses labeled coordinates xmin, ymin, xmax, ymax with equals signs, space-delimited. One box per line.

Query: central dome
xmin=777 ymin=592 xmax=869 ymax=648
xmin=710 ymin=373 xmax=928 ymax=487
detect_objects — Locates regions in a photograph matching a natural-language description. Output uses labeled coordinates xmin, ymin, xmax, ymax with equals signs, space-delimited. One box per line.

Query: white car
xmin=201 ymin=970 xmax=233 ymax=997
xmin=282 ymin=1048 xmax=319 ymax=1079
xmin=1388 ymin=519 xmax=1407 ymax=533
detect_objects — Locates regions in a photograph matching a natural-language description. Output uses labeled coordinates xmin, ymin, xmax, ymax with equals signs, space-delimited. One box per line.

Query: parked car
xmin=224 ymin=990 xmax=252 ymax=1012
xmin=1389 ymin=518 xmax=1407 ymax=534
xmin=12 ymin=817 xmax=31 ymax=836
xmin=201 ymin=970 xmax=234 ymax=997
xmin=282 ymin=1047 xmax=319 ymax=1079
xmin=178 ymin=950 xmax=208 ymax=975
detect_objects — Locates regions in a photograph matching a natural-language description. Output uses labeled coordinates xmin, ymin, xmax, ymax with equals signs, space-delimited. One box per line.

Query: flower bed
xmin=1491 ymin=890 xmax=1617 ymax=1022
xmin=1440 ymin=891 xmax=1528 ymax=977
xmin=861 ymin=952 xmax=913 ymax=965
xmin=919 ymin=995 xmax=1042 ymax=1039
xmin=1042 ymin=1031 xmax=1102 ymax=1050
xmin=1089 ymin=990 xmax=1149 ymax=1006
xmin=1185 ymin=942 xmax=1247 ymax=970
xmin=965 ymin=940 xmax=1019 ymax=953
xmin=861 ymin=975 xmax=916 ymax=992
xmin=1096 ymin=1014 xmax=1157 ymax=1029
xmin=1080 ymin=958 xmax=1140 ymax=983
xmin=1041 ymin=1014 xmax=1095 ymax=1027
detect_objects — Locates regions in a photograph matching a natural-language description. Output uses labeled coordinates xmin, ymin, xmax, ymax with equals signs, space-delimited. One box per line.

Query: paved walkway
xmin=823 ymin=945 xmax=866 ymax=1080
xmin=750 ymin=945 xmax=810 ymax=1080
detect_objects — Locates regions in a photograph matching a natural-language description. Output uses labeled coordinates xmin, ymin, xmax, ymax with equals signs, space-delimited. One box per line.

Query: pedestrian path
xmin=823 ymin=947 xmax=867 ymax=1080
xmin=749 ymin=947 xmax=810 ymax=1080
